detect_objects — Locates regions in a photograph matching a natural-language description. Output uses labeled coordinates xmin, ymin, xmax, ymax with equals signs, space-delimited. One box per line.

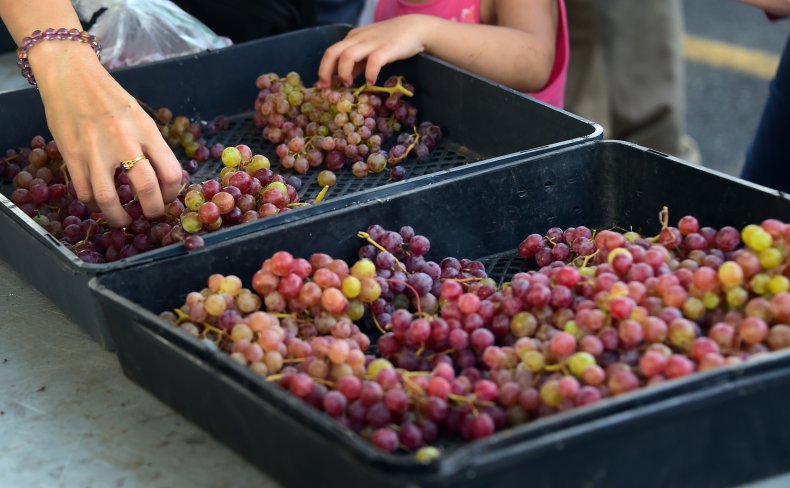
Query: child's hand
xmin=318 ymin=15 xmax=435 ymax=87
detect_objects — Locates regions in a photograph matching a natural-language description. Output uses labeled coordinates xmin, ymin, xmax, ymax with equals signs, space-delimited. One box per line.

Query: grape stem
xmin=659 ymin=206 xmax=670 ymax=230
xmin=315 ymin=185 xmax=330 ymax=204
xmin=282 ymin=358 xmax=305 ymax=364
xmin=172 ymin=307 xmax=189 ymax=325
xmin=199 ymin=321 xmax=225 ymax=336
xmin=447 ymin=393 xmax=494 ymax=410
xmin=388 ymin=127 xmax=421 ymax=165
xmin=650 ymin=206 xmax=671 ymax=243
xmin=401 ymin=370 xmax=431 ymax=377
xmin=353 ymin=76 xmax=414 ymax=98
xmin=439 ymin=277 xmax=484 ymax=283
xmin=60 ymin=162 xmax=70 ymax=186
xmin=386 ymin=278 xmax=423 ymax=316
xmin=371 ymin=312 xmax=387 ymax=335
xmin=71 ymin=220 xmax=97 ymax=250
xmin=573 ymin=250 xmax=599 ymax=269
xmin=265 ymin=373 xmax=284 ymax=382
xmin=544 ymin=363 xmax=569 ymax=376
xmin=402 ymin=374 xmax=426 ymax=395
xmin=313 ymin=377 xmax=336 ymax=387
xmin=357 ymin=231 xmax=407 ymax=272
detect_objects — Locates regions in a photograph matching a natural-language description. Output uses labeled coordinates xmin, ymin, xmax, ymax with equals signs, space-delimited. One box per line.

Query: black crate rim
xmin=0 ymin=24 xmax=603 ymax=276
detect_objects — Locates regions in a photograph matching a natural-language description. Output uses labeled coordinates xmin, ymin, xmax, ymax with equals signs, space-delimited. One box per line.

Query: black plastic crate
xmin=0 ymin=24 xmax=601 ymax=349
xmin=91 ymin=141 xmax=790 ymax=487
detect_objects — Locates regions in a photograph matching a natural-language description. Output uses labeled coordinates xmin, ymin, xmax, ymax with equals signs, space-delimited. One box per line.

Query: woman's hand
xmin=318 ymin=15 xmax=436 ymax=87
xmin=738 ymin=0 xmax=790 ymax=17
xmin=30 ymin=41 xmax=182 ymax=228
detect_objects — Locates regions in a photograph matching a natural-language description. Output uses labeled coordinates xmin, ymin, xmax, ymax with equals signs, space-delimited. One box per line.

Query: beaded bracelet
xmin=16 ymin=28 xmax=102 ymax=87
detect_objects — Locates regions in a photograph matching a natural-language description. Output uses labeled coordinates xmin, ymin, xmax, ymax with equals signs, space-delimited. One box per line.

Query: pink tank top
xmin=374 ymin=0 xmax=568 ymax=109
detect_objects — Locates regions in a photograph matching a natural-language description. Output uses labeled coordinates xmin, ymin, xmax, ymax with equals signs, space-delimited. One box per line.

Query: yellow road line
xmin=684 ymin=34 xmax=780 ymax=80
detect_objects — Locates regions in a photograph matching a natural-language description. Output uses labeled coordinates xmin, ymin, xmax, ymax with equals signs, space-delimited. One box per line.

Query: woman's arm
xmin=0 ymin=0 xmax=182 ymax=227
xmin=318 ymin=0 xmax=558 ymax=92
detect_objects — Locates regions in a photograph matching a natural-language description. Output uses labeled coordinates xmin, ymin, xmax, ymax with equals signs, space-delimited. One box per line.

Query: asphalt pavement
xmin=683 ymin=0 xmax=790 ymax=177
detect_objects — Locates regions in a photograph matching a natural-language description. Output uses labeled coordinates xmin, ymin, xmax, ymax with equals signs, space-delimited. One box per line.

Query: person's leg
xmin=741 ymin=35 xmax=790 ymax=192
xmin=596 ymin=0 xmax=698 ymax=161
xmin=564 ymin=0 xmax=611 ymax=131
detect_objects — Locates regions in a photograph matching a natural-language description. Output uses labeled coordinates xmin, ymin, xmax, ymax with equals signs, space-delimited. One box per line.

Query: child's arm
xmin=318 ymin=0 xmax=558 ymax=92
xmin=737 ymin=0 xmax=790 ymax=17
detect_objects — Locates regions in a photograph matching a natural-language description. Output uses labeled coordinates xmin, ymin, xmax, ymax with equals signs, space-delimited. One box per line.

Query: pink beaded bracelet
xmin=16 ymin=28 xmax=102 ymax=87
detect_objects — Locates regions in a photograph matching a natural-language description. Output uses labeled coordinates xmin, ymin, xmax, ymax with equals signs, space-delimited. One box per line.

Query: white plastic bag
xmin=73 ymin=0 xmax=232 ymax=70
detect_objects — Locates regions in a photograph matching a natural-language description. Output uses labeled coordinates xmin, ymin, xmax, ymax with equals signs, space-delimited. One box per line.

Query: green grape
xmin=341 ymin=276 xmax=361 ymax=299
xmin=367 ymin=152 xmax=387 ymax=173
xmin=317 ymin=170 xmax=336 ymax=188
xmin=351 ymin=259 xmax=376 ymax=279
xmin=521 ymin=350 xmax=545 ymax=372
xmin=759 ymin=248 xmax=782 ymax=269
xmin=540 ymin=380 xmax=561 ymax=407
xmin=266 ymin=181 xmax=288 ymax=197
xmin=703 ymin=291 xmax=720 ymax=310
xmin=180 ymin=132 xmax=195 ymax=145
xmin=184 ymin=141 xmax=200 ymax=158
xmin=319 ymin=112 xmax=333 ymax=125
xmin=222 ymin=146 xmax=242 ymax=168
xmin=184 ymin=190 xmax=206 ymax=211
xmin=564 ymin=320 xmax=580 ymax=337
xmin=750 ymin=273 xmax=771 ymax=294
xmin=747 ymin=229 xmax=772 ymax=252
xmin=624 ymin=231 xmax=641 ymax=242
xmin=285 ymin=71 xmax=301 ymax=86
xmin=566 ymin=352 xmax=595 ymax=377
xmin=337 ymin=99 xmax=353 ymax=113
xmin=415 ymin=447 xmax=440 ymax=463
xmin=718 ymin=261 xmax=743 ymax=288
xmin=246 ymin=155 xmax=270 ymax=175
xmin=510 ymin=311 xmax=537 ymax=338
xmin=181 ymin=212 xmax=203 ymax=233
xmin=347 ymin=299 xmax=365 ymax=321
xmin=287 ymin=90 xmax=304 ymax=106
xmin=726 ymin=286 xmax=749 ymax=308
xmin=219 ymin=166 xmax=236 ymax=180
xmin=367 ymin=358 xmax=394 ymax=380
xmin=742 ymin=224 xmax=761 ymax=243
xmin=769 ymin=275 xmax=790 ymax=295
xmin=682 ymin=297 xmax=705 ymax=320
xmin=205 ymin=216 xmax=222 ymax=231
xmin=358 ymin=277 xmax=381 ymax=303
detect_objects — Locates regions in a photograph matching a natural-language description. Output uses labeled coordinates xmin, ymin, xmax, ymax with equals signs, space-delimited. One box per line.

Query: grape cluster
xmin=161 ymin=212 xmax=790 ymax=459
xmin=253 ymin=72 xmax=443 ymax=184
xmin=1 ymin=116 xmax=305 ymax=261
xmin=355 ymin=224 xmax=489 ymax=335
xmin=154 ymin=107 xmax=230 ymax=174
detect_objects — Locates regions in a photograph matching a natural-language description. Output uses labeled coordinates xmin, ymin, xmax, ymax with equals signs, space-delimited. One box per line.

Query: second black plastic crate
xmin=91 ymin=141 xmax=790 ymax=487
xmin=0 ymin=24 xmax=601 ymax=349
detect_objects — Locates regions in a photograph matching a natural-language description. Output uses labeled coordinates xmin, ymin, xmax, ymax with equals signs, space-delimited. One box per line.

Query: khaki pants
xmin=565 ymin=0 xmax=691 ymax=158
